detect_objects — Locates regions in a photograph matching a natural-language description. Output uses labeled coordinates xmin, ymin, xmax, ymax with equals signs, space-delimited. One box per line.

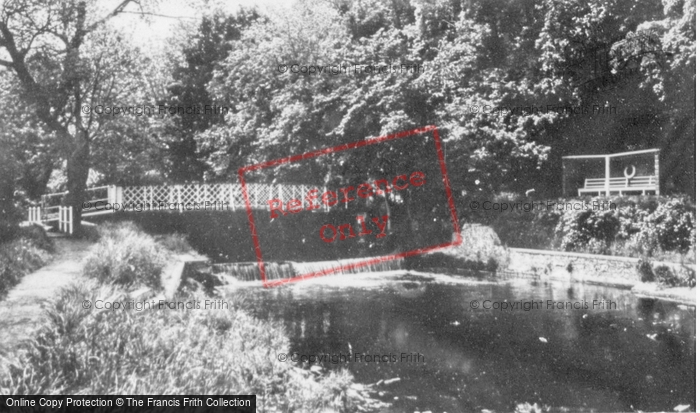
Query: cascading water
xmin=211 ymin=257 xmax=404 ymax=282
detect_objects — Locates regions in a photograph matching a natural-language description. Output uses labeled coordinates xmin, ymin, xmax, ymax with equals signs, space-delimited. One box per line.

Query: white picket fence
xmin=58 ymin=206 xmax=74 ymax=234
xmin=30 ymin=182 xmax=335 ymax=225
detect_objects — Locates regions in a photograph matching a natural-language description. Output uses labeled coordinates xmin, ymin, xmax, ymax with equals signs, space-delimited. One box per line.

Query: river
xmin=227 ymin=272 xmax=696 ymax=412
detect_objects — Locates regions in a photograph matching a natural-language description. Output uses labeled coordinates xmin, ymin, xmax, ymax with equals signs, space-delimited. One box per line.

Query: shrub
xmin=556 ymin=208 xmax=620 ymax=252
xmin=485 ymin=257 xmax=499 ymax=272
xmin=17 ymin=224 xmax=55 ymax=253
xmin=82 ymin=222 xmax=167 ymax=289
xmin=653 ymin=265 xmax=696 ymax=288
xmin=0 ymin=282 xmax=366 ymax=412
xmin=550 ymin=197 xmax=695 ymax=260
xmin=653 ymin=265 xmax=677 ymax=287
xmin=637 ymin=259 xmax=655 ymax=283
xmin=680 ymin=268 xmax=696 ymax=288
xmin=637 ymin=199 xmax=695 ymax=253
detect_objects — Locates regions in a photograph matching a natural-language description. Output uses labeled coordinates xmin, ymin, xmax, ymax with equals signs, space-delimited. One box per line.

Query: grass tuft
xmin=82 ymin=222 xmax=167 ymax=289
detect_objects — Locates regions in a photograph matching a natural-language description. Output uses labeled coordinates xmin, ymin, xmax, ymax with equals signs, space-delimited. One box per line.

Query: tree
xmin=0 ymin=0 xmax=149 ymax=234
xmin=202 ymin=0 xmax=694 ymax=203
xmin=535 ymin=0 xmax=695 ymax=197
xmin=160 ymin=8 xmax=262 ymax=183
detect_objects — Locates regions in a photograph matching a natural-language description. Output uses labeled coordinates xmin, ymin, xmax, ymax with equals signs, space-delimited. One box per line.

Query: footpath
xmin=0 ymin=235 xmax=93 ymax=354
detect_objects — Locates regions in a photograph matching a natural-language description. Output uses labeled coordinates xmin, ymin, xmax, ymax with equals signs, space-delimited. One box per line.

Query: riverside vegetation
xmin=468 ymin=195 xmax=696 ymax=262
xmin=0 ymin=222 xmax=385 ymax=412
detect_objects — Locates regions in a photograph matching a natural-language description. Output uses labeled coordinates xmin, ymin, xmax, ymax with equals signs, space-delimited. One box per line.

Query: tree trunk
xmin=63 ymin=133 xmax=90 ymax=235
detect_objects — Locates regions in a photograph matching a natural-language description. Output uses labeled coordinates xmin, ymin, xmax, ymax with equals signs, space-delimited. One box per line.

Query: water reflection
xmin=233 ymin=274 xmax=696 ymax=412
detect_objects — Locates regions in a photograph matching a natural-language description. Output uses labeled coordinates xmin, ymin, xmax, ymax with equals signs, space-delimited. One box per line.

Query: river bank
xmin=437 ymin=224 xmax=696 ymax=306
xmin=0 ymin=223 xmax=389 ymax=412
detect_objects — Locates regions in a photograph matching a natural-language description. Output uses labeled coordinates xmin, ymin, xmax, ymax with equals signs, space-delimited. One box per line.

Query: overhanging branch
xmin=86 ymin=0 xmax=137 ymax=32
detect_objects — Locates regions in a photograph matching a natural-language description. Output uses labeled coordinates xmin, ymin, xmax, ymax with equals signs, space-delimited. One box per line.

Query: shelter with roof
xmin=562 ymin=149 xmax=660 ymax=197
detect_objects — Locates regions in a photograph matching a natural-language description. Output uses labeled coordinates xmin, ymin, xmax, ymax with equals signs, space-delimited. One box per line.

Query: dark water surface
xmin=231 ymin=273 xmax=696 ymax=412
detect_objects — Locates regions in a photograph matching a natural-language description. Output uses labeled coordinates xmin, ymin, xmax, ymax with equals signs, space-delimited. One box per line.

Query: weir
xmin=211 ymin=257 xmax=404 ymax=282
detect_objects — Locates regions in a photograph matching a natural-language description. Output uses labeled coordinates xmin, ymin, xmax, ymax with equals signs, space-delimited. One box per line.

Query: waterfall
xmin=211 ymin=256 xmax=404 ymax=282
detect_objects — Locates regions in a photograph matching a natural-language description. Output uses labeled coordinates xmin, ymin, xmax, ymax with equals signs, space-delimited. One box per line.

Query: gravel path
xmin=0 ymin=236 xmax=93 ymax=354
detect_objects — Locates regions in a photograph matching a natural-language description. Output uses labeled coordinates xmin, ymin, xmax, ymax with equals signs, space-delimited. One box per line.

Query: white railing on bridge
xmin=119 ymin=183 xmax=326 ymax=211
xmin=32 ymin=182 xmax=333 ymax=223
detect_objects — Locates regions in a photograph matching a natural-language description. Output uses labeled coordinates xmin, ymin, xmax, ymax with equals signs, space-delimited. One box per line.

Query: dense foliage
xmin=197 ymin=0 xmax=694 ymax=199
xmin=475 ymin=196 xmax=695 ymax=261
xmin=1 ymin=0 xmax=695 ymax=237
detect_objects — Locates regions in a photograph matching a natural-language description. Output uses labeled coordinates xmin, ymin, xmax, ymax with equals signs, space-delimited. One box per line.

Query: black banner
xmin=1 ymin=396 xmax=255 ymax=413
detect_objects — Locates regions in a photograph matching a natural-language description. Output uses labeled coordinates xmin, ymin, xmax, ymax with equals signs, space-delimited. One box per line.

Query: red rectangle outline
xmin=238 ymin=125 xmax=462 ymax=288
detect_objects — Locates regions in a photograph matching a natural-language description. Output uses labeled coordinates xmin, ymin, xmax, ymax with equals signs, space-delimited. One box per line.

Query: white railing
xmin=58 ymin=206 xmax=73 ymax=234
xmin=27 ymin=206 xmax=42 ymax=224
xmin=117 ymin=183 xmax=327 ymax=211
xmin=41 ymin=185 xmax=111 ymax=221
xmin=32 ymin=182 xmax=334 ymax=223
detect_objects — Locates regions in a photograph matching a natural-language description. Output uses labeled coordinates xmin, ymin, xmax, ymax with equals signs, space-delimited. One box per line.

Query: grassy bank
xmin=1 ymin=282 xmax=359 ymax=410
xmin=1 ymin=222 xmax=382 ymax=412
xmin=0 ymin=225 xmax=54 ymax=300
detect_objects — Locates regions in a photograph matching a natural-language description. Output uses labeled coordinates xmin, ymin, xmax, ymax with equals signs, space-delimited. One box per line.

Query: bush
xmin=0 ymin=225 xmax=54 ymax=299
xmin=82 ymin=222 xmax=167 ymax=289
xmin=477 ymin=196 xmax=695 ymax=261
xmin=556 ymin=208 xmax=620 ymax=252
xmin=485 ymin=257 xmax=499 ymax=272
xmin=17 ymin=224 xmax=55 ymax=253
xmin=548 ymin=197 xmax=695 ymax=260
xmin=637 ymin=259 xmax=655 ymax=283
xmin=653 ymin=265 xmax=696 ymax=288
xmin=634 ymin=199 xmax=695 ymax=253
xmin=0 ymin=282 xmax=367 ymax=412
xmin=653 ymin=265 xmax=676 ymax=287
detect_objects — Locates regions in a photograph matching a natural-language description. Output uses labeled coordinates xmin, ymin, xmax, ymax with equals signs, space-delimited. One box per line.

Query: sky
xmin=107 ymin=0 xmax=293 ymax=51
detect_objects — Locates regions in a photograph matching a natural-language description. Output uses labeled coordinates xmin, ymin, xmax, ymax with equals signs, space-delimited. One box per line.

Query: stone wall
xmin=508 ymin=248 xmax=695 ymax=288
